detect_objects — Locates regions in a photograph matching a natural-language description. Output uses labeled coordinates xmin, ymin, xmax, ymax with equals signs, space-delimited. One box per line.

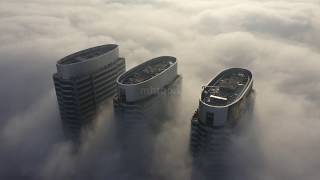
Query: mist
xmin=1 ymin=0 xmax=320 ymax=179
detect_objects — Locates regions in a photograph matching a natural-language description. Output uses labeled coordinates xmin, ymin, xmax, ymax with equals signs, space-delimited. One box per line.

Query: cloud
xmin=1 ymin=0 xmax=320 ymax=179
xmin=0 ymin=91 xmax=62 ymax=179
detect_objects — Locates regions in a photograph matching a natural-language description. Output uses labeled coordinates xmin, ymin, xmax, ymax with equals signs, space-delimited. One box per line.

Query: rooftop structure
xmin=116 ymin=56 xmax=177 ymax=103
xmin=119 ymin=58 xmax=175 ymax=84
xmin=58 ymin=44 xmax=117 ymax=64
xmin=56 ymin=44 xmax=120 ymax=79
xmin=201 ymin=69 xmax=252 ymax=107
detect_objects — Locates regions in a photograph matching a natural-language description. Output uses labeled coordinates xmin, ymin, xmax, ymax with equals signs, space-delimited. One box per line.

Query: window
xmin=206 ymin=112 xmax=214 ymax=127
xmin=119 ymin=89 xmax=126 ymax=102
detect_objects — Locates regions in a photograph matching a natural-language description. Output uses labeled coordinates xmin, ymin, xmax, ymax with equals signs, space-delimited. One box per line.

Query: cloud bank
xmin=1 ymin=0 xmax=320 ymax=179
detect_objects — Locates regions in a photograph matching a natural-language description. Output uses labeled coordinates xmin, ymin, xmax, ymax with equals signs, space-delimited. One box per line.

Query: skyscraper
xmin=190 ymin=68 xmax=253 ymax=179
xmin=53 ymin=44 xmax=126 ymax=141
xmin=113 ymin=56 xmax=180 ymax=177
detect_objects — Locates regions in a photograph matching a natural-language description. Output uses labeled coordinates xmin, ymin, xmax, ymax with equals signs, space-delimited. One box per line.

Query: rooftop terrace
xmin=58 ymin=44 xmax=118 ymax=65
xmin=201 ymin=69 xmax=251 ymax=106
xmin=119 ymin=56 xmax=176 ymax=85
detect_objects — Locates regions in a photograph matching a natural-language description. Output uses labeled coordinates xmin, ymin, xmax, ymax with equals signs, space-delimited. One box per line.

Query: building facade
xmin=53 ymin=44 xmax=126 ymax=141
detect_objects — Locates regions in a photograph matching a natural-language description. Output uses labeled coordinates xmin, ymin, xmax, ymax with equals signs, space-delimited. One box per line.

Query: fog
xmin=1 ymin=0 xmax=320 ymax=179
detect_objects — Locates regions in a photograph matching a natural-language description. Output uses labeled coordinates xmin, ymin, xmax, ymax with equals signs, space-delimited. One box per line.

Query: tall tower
xmin=53 ymin=44 xmax=126 ymax=141
xmin=190 ymin=68 xmax=253 ymax=179
xmin=113 ymin=56 xmax=180 ymax=178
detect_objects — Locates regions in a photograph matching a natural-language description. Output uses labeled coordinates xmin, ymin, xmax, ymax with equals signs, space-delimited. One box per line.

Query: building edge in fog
xmin=53 ymin=44 xmax=126 ymax=142
xmin=113 ymin=56 xmax=179 ymax=177
xmin=190 ymin=68 xmax=253 ymax=179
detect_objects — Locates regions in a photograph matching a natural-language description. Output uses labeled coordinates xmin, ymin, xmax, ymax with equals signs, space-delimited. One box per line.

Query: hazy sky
xmin=1 ymin=0 xmax=320 ymax=179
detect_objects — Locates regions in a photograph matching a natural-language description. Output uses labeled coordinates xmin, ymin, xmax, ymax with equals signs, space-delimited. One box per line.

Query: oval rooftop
xmin=58 ymin=44 xmax=118 ymax=65
xmin=118 ymin=56 xmax=176 ymax=85
xmin=201 ymin=68 xmax=252 ymax=107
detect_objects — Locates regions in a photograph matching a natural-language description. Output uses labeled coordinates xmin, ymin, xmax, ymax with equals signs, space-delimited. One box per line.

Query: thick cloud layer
xmin=1 ymin=0 xmax=320 ymax=179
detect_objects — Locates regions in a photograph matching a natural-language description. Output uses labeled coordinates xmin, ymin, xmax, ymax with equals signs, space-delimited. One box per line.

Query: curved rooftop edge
xmin=57 ymin=44 xmax=118 ymax=65
xmin=56 ymin=44 xmax=120 ymax=79
xmin=117 ymin=56 xmax=177 ymax=86
xmin=116 ymin=56 xmax=178 ymax=103
xmin=199 ymin=68 xmax=253 ymax=108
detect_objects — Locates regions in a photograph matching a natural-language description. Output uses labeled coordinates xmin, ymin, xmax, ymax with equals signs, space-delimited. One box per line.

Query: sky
xmin=1 ymin=0 xmax=320 ymax=179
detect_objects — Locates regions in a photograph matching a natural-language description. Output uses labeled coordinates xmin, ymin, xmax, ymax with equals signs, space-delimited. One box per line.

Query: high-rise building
xmin=190 ymin=68 xmax=253 ymax=179
xmin=113 ymin=56 xmax=180 ymax=177
xmin=53 ymin=44 xmax=126 ymax=141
